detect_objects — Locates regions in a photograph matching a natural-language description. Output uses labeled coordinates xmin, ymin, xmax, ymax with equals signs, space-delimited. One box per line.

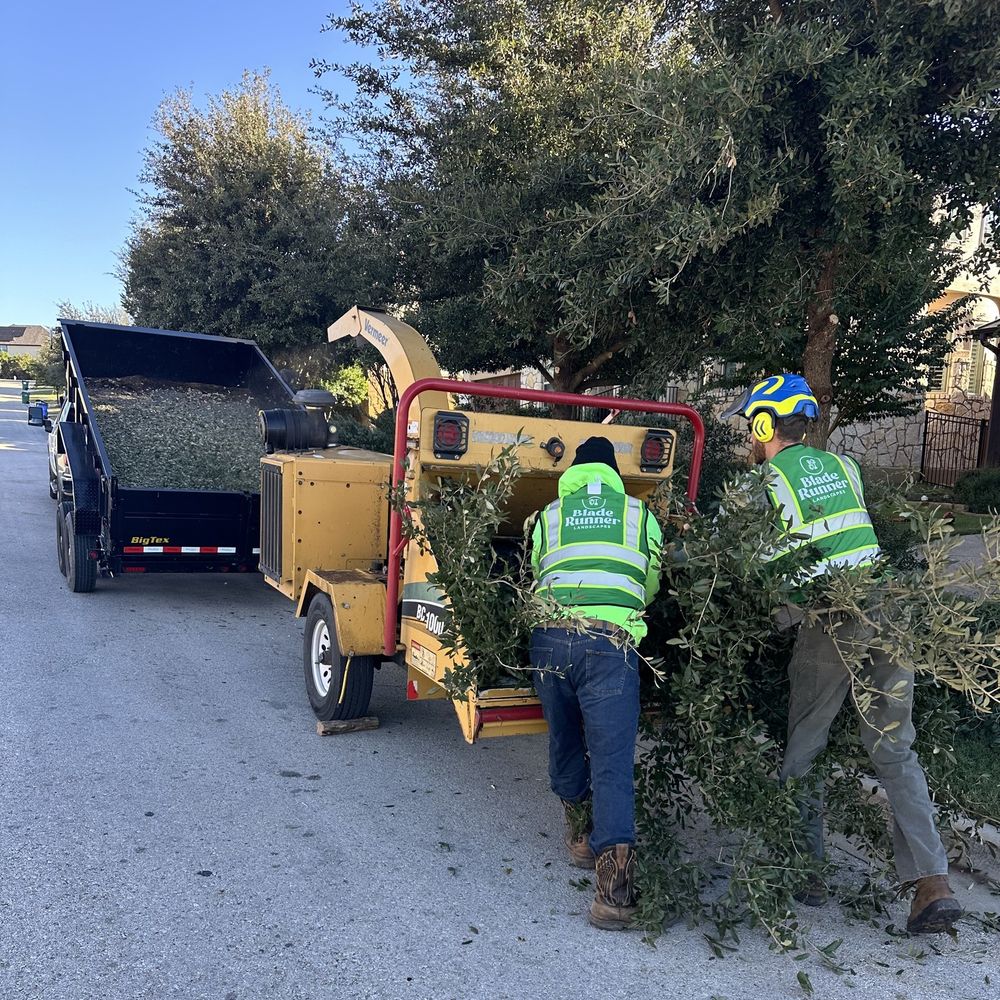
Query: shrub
xmin=865 ymin=474 xmax=925 ymax=571
xmin=955 ymin=467 xmax=1000 ymax=513
xmin=335 ymin=407 xmax=395 ymax=453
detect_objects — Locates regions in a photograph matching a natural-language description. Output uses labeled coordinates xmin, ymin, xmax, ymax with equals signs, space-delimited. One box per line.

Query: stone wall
xmin=828 ymin=411 xmax=926 ymax=472
xmin=826 ymin=390 xmax=992 ymax=478
xmin=925 ymin=388 xmax=992 ymax=420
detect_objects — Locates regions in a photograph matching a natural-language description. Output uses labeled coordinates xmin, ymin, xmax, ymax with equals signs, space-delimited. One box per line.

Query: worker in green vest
xmin=722 ymin=374 xmax=962 ymax=934
xmin=529 ymin=436 xmax=662 ymax=931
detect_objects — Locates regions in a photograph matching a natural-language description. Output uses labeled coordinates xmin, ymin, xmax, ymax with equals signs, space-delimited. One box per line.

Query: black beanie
xmin=571 ymin=436 xmax=619 ymax=474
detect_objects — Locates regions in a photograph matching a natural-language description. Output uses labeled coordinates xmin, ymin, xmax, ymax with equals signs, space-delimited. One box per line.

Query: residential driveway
xmin=0 ymin=379 xmax=998 ymax=1000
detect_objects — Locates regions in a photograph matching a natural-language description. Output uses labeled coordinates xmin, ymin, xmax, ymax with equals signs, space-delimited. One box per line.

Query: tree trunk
xmin=801 ymin=250 xmax=839 ymax=448
xmin=546 ymin=334 xmax=576 ymax=418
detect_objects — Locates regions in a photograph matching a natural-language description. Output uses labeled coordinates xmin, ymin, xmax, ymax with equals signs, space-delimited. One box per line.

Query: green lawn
xmin=948 ymin=511 xmax=995 ymax=535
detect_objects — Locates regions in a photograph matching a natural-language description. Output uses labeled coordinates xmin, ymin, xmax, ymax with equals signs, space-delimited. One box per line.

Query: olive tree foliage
xmin=539 ymin=0 xmax=1000 ymax=442
xmin=316 ymin=1 xmax=674 ymax=393
xmin=323 ymin=1 xmax=1000 ymax=441
xmin=122 ymin=72 xmax=361 ymax=353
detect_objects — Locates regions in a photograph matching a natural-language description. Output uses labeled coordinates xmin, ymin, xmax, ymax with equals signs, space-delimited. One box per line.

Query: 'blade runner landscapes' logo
xmin=795 ymin=452 xmax=851 ymax=502
xmin=566 ymin=494 xmax=620 ymax=529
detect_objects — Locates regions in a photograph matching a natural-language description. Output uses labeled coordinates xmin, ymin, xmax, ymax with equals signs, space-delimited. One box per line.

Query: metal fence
xmin=920 ymin=411 xmax=989 ymax=487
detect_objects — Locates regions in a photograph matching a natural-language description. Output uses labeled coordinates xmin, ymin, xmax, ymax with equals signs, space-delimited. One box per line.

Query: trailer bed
xmin=55 ymin=319 xmax=295 ymax=589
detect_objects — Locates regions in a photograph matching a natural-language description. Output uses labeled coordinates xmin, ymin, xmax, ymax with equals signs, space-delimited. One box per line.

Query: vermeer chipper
xmin=258 ymin=307 xmax=704 ymax=742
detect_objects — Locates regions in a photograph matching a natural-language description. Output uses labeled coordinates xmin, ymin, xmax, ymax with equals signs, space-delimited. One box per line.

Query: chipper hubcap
xmin=310 ymin=620 xmax=334 ymax=697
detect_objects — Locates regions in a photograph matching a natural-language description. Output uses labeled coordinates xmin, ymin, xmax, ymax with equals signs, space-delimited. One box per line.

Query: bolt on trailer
xmin=258 ymin=307 xmax=705 ymax=743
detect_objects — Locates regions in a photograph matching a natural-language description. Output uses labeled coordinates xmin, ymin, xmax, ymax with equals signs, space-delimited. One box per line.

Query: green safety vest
xmin=765 ymin=444 xmax=881 ymax=576
xmin=533 ymin=465 xmax=656 ymax=612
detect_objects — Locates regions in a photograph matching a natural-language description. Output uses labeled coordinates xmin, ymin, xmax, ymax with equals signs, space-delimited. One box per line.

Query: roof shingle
xmin=0 ymin=325 xmax=50 ymax=347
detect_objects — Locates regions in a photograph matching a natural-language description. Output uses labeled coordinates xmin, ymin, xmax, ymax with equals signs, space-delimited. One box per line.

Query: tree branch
xmin=534 ymin=358 xmax=555 ymax=383
xmin=568 ymin=339 xmax=630 ymax=392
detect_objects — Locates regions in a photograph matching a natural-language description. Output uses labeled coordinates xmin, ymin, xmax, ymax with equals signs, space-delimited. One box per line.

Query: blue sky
xmin=0 ymin=1 xmax=356 ymax=324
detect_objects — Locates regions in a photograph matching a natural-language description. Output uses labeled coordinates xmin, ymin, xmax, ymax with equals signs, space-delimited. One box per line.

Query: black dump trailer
xmin=54 ymin=319 xmax=295 ymax=592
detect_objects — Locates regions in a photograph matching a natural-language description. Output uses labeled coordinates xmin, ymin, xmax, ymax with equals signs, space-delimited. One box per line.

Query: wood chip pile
xmin=87 ymin=377 xmax=268 ymax=491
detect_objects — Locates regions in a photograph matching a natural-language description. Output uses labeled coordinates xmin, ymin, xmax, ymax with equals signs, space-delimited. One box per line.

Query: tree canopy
xmin=122 ymin=72 xmax=358 ymax=354
xmin=318 ymin=1 xmax=674 ymax=393
xmin=556 ymin=0 xmax=1000 ymax=438
xmin=322 ymin=0 xmax=1000 ymax=439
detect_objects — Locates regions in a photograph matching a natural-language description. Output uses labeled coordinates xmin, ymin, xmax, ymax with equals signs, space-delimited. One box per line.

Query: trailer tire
xmin=65 ymin=510 xmax=97 ymax=593
xmin=56 ymin=502 xmax=69 ymax=576
xmin=303 ymin=593 xmax=375 ymax=721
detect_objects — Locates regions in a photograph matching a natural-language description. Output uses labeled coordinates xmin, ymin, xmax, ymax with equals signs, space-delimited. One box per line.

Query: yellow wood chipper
xmin=258 ymin=307 xmax=705 ymax=743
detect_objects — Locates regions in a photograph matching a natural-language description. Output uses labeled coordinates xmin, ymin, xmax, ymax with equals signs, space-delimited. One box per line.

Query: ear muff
xmin=751 ymin=410 xmax=775 ymax=443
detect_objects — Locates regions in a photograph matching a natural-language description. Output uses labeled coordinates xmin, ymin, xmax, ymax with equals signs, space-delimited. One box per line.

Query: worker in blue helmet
xmin=723 ymin=373 xmax=961 ymax=934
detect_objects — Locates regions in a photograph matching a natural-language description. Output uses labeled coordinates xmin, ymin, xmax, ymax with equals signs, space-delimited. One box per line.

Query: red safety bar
xmin=383 ymin=378 xmax=705 ymax=656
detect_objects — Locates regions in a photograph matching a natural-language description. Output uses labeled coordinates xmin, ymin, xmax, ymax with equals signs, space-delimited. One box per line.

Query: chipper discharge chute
xmin=258 ymin=307 xmax=704 ymax=743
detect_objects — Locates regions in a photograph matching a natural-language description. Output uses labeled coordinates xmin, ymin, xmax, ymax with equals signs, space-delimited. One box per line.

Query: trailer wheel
xmin=64 ymin=510 xmax=97 ymax=593
xmin=55 ymin=502 xmax=68 ymax=576
xmin=303 ymin=593 xmax=375 ymax=721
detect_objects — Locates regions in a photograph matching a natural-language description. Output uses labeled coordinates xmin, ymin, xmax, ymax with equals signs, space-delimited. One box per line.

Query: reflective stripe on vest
xmin=810 ymin=544 xmax=880 ymax=577
xmin=544 ymin=571 xmax=646 ymax=602
xmin=625 ymin=497 xmax=643 ymax=549
xmin=538 ymin=543 xmax=649 ymax=575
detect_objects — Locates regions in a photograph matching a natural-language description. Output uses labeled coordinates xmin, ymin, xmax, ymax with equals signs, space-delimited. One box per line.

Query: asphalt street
xmin=1 ymin=379 xmax=998 ymax=1000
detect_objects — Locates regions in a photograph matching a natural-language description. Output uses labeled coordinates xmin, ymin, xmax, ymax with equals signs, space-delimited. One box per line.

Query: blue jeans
xmin=530 ymin=626 xmax=640 ymax=855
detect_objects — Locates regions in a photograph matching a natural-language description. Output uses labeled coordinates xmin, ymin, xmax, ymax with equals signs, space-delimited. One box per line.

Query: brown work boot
xmin=793 ymin=874 xmax=828 ymax=908
xmin=906 ymin=875 xmax=962 ymax=934
xmin=562 ymin=799 xmax=595 ymax=869
xmin=588 ymin=844 xmax=638 ymax=930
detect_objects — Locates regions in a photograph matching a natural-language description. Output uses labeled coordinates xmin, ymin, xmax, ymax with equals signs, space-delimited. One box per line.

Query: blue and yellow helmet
xmin=721 ymin=374 xmax=819 ymax=443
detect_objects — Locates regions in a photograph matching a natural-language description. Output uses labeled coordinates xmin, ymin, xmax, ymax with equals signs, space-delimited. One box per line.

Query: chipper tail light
xmin=640 ymin=430 xmax=673 ymax=473
xmin=432 ymin=412 xmax=469 ymax=459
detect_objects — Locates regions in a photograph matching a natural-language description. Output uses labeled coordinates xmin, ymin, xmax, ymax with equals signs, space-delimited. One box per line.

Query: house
xmin=0 ymin=325 xmax=50 ymax=359
xmin=928 ymin=206 xmax=1000 ymax=400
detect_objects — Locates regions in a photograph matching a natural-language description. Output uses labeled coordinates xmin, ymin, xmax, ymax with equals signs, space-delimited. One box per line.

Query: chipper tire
xmin=64 ymin=509 xmax=97 ymax=594
xmin=303 ymin=593 xmax=375 ymax=721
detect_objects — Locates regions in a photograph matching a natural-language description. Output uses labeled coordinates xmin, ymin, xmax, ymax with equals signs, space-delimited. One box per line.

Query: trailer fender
xmin=60 ymin=421 xmax=101 ymax=535
xmin=295 ymin=569 xmax=386 ymax=657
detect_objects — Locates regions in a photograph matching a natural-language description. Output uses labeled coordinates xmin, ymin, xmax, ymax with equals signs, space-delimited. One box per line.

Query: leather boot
xmin=906 ymin=875 xmax=962 ymax=934
xmin=562 ymin=799 xmax=595 ymax=869
xmin=589 ymin=844 xmax=638 ymax=930
xmin=793 ymin=874 xmax=828 ymax=908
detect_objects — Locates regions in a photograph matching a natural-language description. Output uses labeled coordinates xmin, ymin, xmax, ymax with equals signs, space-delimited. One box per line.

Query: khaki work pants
xmin=778 ymin=610 xmax=949 ymax=883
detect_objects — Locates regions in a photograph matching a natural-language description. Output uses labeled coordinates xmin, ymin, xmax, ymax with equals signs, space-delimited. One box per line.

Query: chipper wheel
xmin=64 ymin=509 xmax=97 ymax=593
xmin=303 ymin=593 xmax=376 ymax=721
